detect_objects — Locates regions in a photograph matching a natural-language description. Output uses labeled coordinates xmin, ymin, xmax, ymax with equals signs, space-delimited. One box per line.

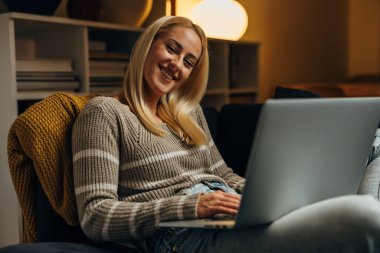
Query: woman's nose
xmin=169 ymin=60 xmax=181 ymax=72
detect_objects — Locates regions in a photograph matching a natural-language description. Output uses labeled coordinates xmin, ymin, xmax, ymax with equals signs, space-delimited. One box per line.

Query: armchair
xmin=3 ymin=92 xmax=136 ymax=253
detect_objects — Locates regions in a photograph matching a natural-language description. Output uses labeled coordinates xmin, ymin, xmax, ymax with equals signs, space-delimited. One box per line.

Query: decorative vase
xmin=2 ymin=0 xmax=61 ymax=16
xmin=100 ymin=0 xmax=153 ymax=27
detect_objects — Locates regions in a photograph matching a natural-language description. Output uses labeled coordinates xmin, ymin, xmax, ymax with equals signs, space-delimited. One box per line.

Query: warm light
xmin=165 ymin=0 xmax=172 ymax=16
xmin=189 ymin=0 xmax=248 ymax=41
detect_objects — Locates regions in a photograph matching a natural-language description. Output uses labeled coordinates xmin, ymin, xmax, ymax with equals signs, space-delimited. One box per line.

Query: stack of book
xmin=89 ymin=58 xmax=128 ymax=94
xmin=89 ymin=40 xmax=130 ymax=95
xmin=16 ymin=58 xmax=79 ymax=91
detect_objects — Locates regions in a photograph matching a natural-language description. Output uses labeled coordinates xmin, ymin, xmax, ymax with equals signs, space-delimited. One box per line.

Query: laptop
xmin=160 ymin=97 xmax=380 ymax=229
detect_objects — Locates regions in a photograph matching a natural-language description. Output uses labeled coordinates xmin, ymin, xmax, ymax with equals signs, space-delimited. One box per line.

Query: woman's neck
xmin=115 ymin=92 xmax=163 ymax=125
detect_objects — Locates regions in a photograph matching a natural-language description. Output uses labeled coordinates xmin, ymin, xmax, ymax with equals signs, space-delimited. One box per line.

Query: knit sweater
xmin=72 ymin=96 xmax=246 ymax=249
xmin=8 ymin=92 xmax=96 ymax=242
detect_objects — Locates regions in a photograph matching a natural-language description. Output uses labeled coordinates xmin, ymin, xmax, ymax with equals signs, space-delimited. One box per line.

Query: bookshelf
xmin=0 ymin=12 xmax=143 ymax=245
xmin=0 ymin=12 xmax=259 ymax=244
xmin=203 ymin=39 xmax=260 ymax=109
xmin=0 ymin=12 xmax=260 ymax=104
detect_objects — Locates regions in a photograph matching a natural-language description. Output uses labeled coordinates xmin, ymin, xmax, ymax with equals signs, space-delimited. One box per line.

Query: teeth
xmin=161 ymin=68 xmax=175 ymax=80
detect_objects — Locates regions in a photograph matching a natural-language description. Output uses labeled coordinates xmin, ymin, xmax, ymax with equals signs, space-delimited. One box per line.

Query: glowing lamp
xmin=189 ymin=0 xmax=248 ymax=41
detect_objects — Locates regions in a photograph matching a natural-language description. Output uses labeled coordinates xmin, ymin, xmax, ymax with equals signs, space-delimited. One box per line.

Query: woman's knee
xmin=349 ymin=195 xmax=380 ymax=232
xmin=274 ymin=195 xmax=380 ymax=237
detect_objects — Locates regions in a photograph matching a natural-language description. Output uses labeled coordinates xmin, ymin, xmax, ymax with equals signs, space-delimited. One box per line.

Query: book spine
xmin=16 ymin=59 xmax=73 ymax=72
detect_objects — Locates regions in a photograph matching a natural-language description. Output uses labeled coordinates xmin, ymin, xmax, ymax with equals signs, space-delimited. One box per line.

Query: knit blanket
xmin=7 ymin=92 xmax=97 ymax=242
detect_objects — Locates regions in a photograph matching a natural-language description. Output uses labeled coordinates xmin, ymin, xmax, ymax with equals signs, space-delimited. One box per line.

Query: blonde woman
xmin=72 ymin=16 xmax=380 ymax=253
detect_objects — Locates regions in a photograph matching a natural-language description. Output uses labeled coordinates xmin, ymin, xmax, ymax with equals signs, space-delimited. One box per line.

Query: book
xmin=17 ymin=72 xmax=76 ymax=77
xmin=17 ymin=74 xmax=77 ymax=81
xmin=16 ymin=58 xmax=73 ymax=72
xmin=89 ymin=41 xmax=106 ymax=51
xmin=91 ymin=82 xmax=123 ymax=87
xmin=90 ymin=60 xmax=129 ymax=69
xmin=90 ymin=68 xmax=125 ymax=78
xmin=90 ymin=51 xmax=130 ymax=61
xmin=17 ymin=80 xmax=80 ymax=91
xmin=90 ymin=77 xmax=124 ymax=82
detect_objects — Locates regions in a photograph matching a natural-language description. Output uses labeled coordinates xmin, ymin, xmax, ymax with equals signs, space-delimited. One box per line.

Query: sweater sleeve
xmin=194 ymin=106 xmax=246 ymax=193
xmin=72 ymin=102 xmax=200 ymax=243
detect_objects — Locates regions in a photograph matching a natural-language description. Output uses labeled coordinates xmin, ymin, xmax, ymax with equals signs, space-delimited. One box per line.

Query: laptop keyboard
xmin=212 ymin=214 xmax=236 ymax=220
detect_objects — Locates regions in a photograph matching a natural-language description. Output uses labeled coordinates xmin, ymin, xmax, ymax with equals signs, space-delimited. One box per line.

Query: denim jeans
xmin=146 ymin=182 xmax=380 ymax=253
xmin=147 ymin=181 xmax=236 ymax=253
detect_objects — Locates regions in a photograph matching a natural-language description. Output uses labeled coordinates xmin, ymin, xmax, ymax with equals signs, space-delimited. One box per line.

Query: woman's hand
xmin=197 ymin=190 xmax=241 ymax=218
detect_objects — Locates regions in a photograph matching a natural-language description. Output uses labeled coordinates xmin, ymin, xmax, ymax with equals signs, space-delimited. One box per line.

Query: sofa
xmin=2 ymin=87 xmax=379 ymax=253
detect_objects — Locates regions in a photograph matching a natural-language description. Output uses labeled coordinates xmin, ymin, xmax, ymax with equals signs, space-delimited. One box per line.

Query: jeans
xmin=147 ymin=183 xmax=380 ymax=253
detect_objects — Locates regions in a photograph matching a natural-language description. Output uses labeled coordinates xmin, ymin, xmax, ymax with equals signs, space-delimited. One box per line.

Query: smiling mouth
xmin=160 ymin=66 xmax=177 ymax=81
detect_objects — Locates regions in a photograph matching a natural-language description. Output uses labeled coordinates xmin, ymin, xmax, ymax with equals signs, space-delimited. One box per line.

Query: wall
xmin=347 ymin=0 xmax=380 ymax=77
xmin=176 ymin=0 xmax=349 ymax=101
xmin=244 ymin=0 xmax=348 ymax=101
xmin=55 ymin=1 xmax=380 ymax=100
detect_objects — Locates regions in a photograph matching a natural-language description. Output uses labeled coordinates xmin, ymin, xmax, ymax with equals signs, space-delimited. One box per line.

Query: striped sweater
xmin=72 ymin=96 xmax=245 ymax=248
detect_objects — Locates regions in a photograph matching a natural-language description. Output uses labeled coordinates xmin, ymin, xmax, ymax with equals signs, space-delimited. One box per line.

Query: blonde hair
xmin=123 ymin=16 xmax=209 ymax=146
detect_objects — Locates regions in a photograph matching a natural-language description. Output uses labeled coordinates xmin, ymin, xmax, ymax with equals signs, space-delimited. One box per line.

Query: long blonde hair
xmin=123 ymin=16 xmax=209 ymax=146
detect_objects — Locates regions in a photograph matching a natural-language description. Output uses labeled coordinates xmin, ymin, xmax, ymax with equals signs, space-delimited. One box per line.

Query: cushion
xmin=218 ymin=104 xmax=263 ymax=177
xmin=273 ymin=86 xmax=321 ymax=99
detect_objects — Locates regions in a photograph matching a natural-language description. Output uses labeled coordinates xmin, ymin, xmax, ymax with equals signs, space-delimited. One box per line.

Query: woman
xmin=72 ymin=16 xmax=380 ymax=253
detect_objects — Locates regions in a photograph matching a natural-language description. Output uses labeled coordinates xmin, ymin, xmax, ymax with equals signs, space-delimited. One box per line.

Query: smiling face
xmin=143 ymin=26 xmax=202 ymax=103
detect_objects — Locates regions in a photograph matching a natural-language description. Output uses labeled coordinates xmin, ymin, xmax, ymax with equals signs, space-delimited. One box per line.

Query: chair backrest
xmin=278 ymin=83 xmax=345 ymax=98
xmin=218 ymin=104 xmax=263 ymax=177
xmin=8 ymin=92 xmax=97 ymax=242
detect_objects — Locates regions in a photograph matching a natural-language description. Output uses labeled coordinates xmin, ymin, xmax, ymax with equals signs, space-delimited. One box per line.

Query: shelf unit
xmin=1 ymin=12 xmax=260 ymax=104
xmin=203 ymin=39 xmax=260 ymax=109
xmin=0 ymin=12 xmax=259 ymax=243
xmin=0 ymin=12 xmax=144 ymax=245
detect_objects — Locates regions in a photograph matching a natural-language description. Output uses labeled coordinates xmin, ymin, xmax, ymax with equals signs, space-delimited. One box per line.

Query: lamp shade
xmin=189 ymin=0 xmax=248 ymax=41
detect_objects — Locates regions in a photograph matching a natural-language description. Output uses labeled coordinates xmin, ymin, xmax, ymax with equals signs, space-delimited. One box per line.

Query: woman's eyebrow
xmin=167 ymin=38 xmax=199 ymax=62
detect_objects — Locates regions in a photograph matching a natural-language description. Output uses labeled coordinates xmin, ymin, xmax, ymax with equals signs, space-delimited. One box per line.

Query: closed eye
xmin=166 ymin=45 xmax=177 ymax=54
xmin=184 ymin=58 xmax=195 ymax=68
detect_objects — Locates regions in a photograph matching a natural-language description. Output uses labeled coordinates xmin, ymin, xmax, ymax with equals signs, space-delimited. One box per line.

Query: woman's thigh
xmin=161 ymin=195 xmax=380 ymax=253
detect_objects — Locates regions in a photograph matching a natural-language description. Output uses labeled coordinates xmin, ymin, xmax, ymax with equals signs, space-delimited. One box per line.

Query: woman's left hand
xmin=197 ymin=190 xmax=241 ymax=218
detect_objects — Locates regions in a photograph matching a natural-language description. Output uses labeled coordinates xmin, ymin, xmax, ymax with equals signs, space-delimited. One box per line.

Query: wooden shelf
xmin=6 ymin=12 xmax=144 ymax=32
xmin=205 ymin=87 xmax=258 ymax=95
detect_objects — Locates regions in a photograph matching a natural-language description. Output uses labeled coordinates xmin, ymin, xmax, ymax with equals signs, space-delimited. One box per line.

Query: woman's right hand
xmin=197 ymin=190 xmax=241 ymax=218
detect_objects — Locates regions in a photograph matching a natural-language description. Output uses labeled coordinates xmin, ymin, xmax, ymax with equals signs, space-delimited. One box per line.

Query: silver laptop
xmin=160 ymin=97 xmax=380 ymax=229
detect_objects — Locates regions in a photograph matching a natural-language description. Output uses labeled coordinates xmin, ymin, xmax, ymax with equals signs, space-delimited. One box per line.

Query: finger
xmin=208 ymin=193 xmax=241 ymax=206
xmin=202 ymin=192 xmax=241 ymax=206
xmin=226 ymin=193 xmax=242 ymax=201
xmin=209 ymin=199 xmax=240 ymax=211
xmin=210 ymin=191 xmax=241 ymax=201
xmin=211 ymin=206 xmax=239 ymax=215
xmin=220 ymin=191 xmax=242 ymax=201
